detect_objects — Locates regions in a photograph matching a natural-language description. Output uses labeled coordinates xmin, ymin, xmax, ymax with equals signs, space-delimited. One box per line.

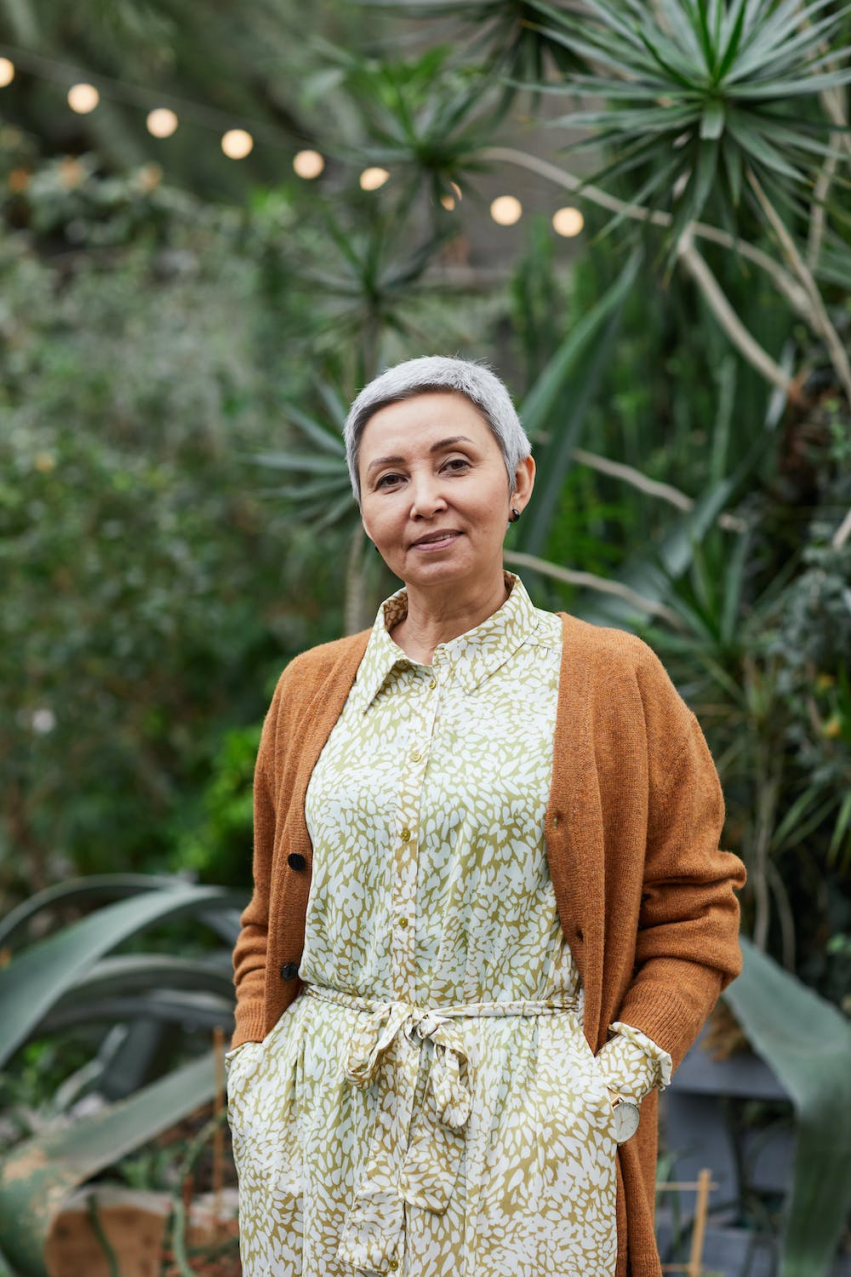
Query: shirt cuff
xmin=595 ymin=1021 xmax=673 ymax=1105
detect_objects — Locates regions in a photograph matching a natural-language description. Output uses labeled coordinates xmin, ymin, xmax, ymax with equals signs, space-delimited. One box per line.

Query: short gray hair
xmin=343 ymin=354 xmax=532 ymax=507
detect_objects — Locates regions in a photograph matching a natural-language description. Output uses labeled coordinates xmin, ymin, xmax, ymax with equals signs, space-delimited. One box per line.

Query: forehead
xmin=359 ymin=391 xmax=492 ymax=455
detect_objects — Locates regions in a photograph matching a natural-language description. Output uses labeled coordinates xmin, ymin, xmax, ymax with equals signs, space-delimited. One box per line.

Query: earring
xmin=509 ymin=507 xmax=521 ymax=523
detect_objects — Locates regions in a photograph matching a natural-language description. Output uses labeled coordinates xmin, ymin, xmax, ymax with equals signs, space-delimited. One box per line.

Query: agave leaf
xmin=257 ymin=476 xmax=351 ymax=502
xmin=0 ymin=874 xmax=244 ymax=952
xmin=45 ymin=954 xmax=235 ymax=1010
xmin=0 ymin=885 xmax=239 ymax=1069
xmin=242 ymin=450 xmax=348 ymax=474
xmin=280 ymin=403 xmax=347 ymax=454
xmin=40 ymin=991 xmax=234 ymax=1037
xmin=724 ymin=938 xmax=851 ymax=1277
xmin=517 ymin=248 xmax=642 ymax=558
xmin=0 ymin=1052 xmax=217 ymax=1277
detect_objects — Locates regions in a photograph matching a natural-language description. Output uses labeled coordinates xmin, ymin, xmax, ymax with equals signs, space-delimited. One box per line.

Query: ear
xmin=511 ymin=454 xmax=536 ymax=508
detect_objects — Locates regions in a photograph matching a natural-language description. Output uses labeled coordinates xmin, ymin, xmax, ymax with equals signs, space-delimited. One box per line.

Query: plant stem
xmin=677 ymin=235 xmax=795 ymax=399
xmin=747 ymin=167 xmax=851 ymax=404
xmin=832 ymin=507 xmax=851 ymax=550
xmin=344 ymin=522 xmax=367 ymax=636
xmin=571 ymin=448 xmax=693 ymax=510
xmin=502 ymin=549 xmax=683 ymax=625
xmin=86 ymin=1194 xmax=120 ymax=1277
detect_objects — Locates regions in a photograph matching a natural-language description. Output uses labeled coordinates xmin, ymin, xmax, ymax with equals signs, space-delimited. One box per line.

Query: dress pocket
xmin=230 ymin=1008 xmax=307 ymax=1277
xmin=536 ymin=1011 xmax=619 ymax=1275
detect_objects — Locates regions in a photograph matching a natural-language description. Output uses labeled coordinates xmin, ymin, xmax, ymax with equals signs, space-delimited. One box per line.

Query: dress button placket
xmin=391 ymin=661 xmax=442 ymax=1006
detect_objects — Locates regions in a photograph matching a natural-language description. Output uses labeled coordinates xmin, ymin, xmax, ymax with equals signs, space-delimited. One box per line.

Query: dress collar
xmin=351 ymin=569 xmax=540 ymax=711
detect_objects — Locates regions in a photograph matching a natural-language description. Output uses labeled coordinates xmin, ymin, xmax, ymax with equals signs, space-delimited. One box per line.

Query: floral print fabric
xmin=227 ymin=570 xmax=671 ymax=1276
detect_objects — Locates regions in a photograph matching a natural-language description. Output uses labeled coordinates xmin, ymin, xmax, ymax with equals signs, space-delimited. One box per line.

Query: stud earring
xmin=508 ymin=507 xmax=521 ymax=523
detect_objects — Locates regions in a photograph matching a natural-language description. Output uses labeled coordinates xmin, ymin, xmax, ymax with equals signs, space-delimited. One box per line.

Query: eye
xmin=375 ymin=472 xmax=403 ymax=489
xmin=444 ymin=457 xmax=470 ymax=472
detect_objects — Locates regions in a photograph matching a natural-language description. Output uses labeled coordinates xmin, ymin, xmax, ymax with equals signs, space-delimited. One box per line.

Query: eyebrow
xmin=366 ymin=435 xmax=475 ymax=475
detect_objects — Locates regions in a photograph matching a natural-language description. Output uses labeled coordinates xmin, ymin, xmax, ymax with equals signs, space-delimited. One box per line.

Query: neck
xmin=390 ymin=568 xmax=511 ymax=665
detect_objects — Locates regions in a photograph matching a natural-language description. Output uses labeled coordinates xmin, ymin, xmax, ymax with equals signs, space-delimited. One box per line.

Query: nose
xmin=409 ymin=469 xmax=447 ymax=519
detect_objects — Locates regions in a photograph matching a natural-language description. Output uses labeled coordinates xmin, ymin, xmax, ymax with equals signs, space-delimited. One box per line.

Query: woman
xmin=226 ymin=355 xmax=747 ymax=1277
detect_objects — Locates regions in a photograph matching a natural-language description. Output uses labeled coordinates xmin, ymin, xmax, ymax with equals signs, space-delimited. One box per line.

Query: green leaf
xmin=243 ymin=450 xmax=348 ymax=474
xmin=280 ymin=404 xmax=347 ymax=455
xmin=0 ymin=885 xmax=238 ymax=1069
xmin=724 ymin=938 xmax=851 ymax=1277
xmin=517 ymin=248 xmax=642 ymax=558
xmin=700 ymin=99 xmax=725 ymax=138
xmin=0 ymin=874 xmax=240 ymax=951
xmin=0 ymin=1053 xmax=217 ymax=1277
xmin=716 ymin=0 xmax=749 ymax=81
xmin=827 ymin=788 xmax=851 ymax=868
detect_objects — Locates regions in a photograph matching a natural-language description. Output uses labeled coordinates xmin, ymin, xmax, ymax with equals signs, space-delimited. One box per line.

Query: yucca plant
xmin=303 ymin=43 xmax=510 ymax=215
xmin=526 ymin=0 xmax=851 ymax=242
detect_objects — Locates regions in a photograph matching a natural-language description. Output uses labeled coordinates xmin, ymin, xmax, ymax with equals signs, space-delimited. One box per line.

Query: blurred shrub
xmin=0 ymin=165 xmax=347 ymax=899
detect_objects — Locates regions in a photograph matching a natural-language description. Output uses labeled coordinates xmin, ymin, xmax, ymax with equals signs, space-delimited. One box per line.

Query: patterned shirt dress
xmin=227 ymin=570 xmax=672 ymax=1277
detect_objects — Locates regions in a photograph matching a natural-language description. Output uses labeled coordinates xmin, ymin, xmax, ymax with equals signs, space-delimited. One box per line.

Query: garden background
xmin=1 ymin=0 xmax=850 ymax=1274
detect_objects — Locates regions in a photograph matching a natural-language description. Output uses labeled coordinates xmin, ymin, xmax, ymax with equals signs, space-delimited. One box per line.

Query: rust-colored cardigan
xmin=231 ymin=609 xmax=747 ymax=1277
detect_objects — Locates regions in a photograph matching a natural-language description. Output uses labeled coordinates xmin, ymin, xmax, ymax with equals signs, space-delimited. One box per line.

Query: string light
xmin=553 ymin=206 xmax=584 ymax=237
xmin=293 ymin=149 xmax=324 ymax=179
xmin=490 ymin=195 xmax=522 ymax=226
xmin=147 ymin=108 xmax=178 ymax=138
xmin=0 ymin=57 xmax=14 ymax=87
xmin=67 ymin=83 xmax=99 ymax=114
xmin=221 ymin=128 xmax=253 ymax=159
xmin=440 ymin=180 xmax=463 ymax=210
xmin=360 ymin=167 xmax=389 ymax=191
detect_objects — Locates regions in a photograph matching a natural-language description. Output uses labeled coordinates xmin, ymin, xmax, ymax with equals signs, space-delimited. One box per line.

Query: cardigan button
xmin=280 ymin=962 xmax=300 ymax=981
xmin=575 ymin=927 xmax=584 ymax=943
xmin=287 ymin=852 xmax=307 ymax=870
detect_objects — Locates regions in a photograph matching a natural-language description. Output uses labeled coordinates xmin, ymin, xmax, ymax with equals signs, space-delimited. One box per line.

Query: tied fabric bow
xmin=343 ymin=1001 xmax=473 ymax=1131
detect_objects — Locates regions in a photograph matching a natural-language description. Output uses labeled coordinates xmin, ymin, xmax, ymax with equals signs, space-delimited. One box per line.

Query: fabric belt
xmin=303 ymin=980 xmax=580 ymax=1275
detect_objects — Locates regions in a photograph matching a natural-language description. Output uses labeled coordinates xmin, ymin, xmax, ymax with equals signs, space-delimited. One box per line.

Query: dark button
xmin=287 ymin=852 xmax=307 ymax=870
xmin=575 ymin=927 xmax=584 ymax=943
xmin=280 ymin=962 xmax=300 ymax=980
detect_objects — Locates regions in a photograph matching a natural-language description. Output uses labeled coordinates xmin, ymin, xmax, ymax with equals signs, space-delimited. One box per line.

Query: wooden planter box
xmin=45 ymin=1186 xmax=240 ymax=1277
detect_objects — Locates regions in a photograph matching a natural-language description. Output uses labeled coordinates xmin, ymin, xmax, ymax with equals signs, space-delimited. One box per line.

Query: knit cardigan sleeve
xmin=231 ymin=666 xmax=288 ymax=1046
xmin=612 ymin=641 xmax=748 ymax=1071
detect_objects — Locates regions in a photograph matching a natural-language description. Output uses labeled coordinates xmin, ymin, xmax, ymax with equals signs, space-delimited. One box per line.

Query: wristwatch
xmin=605 ymin=1086 xmax=640 ymax=1143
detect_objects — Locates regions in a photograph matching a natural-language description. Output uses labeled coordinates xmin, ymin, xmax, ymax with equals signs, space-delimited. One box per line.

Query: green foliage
xmin=637 ymin=406 xmax=851 ymax=1001
xmin=525 ymin=0 xmax=851 ymax=251
xmin=169 ymin=722 xmax=261 ymax=886
xmin=0 ymin=166 xmax=346 ymax=899
xmin=0 ymin=878 xmax=241 ymax=1274
xmin=724 ymin=937 xmax=851 ymax=1277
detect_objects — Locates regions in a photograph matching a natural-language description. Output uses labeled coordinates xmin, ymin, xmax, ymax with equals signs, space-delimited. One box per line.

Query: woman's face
xmin=358 ymin=391 xmax=534 ymax=589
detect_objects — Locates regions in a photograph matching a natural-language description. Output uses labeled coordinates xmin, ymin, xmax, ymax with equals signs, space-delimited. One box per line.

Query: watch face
xmin=612 ymin=1102 xmax=640 ymax=1144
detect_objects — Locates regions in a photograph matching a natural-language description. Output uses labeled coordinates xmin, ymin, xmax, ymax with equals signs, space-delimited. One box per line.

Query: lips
xmin=411 ymin=531 xmax=462 ymax=547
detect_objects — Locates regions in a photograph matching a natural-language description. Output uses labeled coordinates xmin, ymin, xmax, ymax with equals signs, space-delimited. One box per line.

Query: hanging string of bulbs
xmin=0 ymin=41 xmax=585 ymax=234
